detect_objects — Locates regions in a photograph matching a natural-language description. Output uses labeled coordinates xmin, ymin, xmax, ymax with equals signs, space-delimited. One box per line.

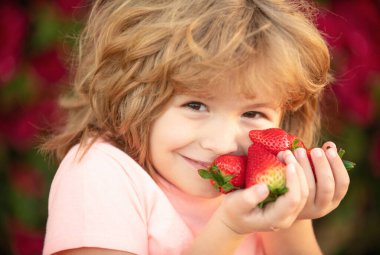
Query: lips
xmin=182 ymin=155 xmax=212 ymax=170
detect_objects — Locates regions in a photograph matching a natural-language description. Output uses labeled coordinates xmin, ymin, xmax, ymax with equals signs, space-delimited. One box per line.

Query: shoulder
xmin=51 ymin=140 xmax=156 ymax=199
xmin=46 ymin=140 xmax=163 ymax=227
xmin=44 ymin=141 xmax=157 ymax=255
xmin=60 ymin=140 xmax=148 ymax=179
xmin=54 ymin=247 xmax=135 ymax=255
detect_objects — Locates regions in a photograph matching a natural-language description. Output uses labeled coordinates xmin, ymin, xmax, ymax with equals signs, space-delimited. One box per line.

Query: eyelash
xmin=183 ymin=101 xmax=207 ymax=111
xmin=183 ymin=101 xmax=266 ymax=120
xmin=242 ymin=111 xmax=266 ymax=119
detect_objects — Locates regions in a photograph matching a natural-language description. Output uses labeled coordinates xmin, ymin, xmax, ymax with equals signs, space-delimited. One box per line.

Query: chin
xmin=185 ymin=184 xmax=222 ymax=199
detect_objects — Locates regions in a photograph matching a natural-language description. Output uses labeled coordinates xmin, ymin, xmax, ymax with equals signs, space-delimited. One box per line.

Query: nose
xmin=200 ymin=118 xmax=240 ymax=155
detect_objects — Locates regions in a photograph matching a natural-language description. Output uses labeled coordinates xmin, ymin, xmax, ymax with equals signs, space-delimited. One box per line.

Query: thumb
xmin=233 ymin=184 xmax=269 ymax=212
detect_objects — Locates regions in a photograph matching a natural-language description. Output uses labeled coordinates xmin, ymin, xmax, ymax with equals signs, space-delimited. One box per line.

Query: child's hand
xmin=282 ymin=142 xmax=350 ymax=220
xmin=214 ymin=162 xmax=309 ymax=234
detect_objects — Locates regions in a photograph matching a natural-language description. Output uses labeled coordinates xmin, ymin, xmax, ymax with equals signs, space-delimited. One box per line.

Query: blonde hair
xmin=42 ymin=0 xmax=331 ymax=174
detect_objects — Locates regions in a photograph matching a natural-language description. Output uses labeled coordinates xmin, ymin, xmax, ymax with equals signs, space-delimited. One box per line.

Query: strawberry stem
xmin=198 ymin=165 xmax=239 ymax=192
xmin=291 ymin=138 xmax=304 ymax=151
xmin=338 ymin=148 xmax=356 ymax=171
xmin=343 ymin=160 xmax=356 ymax=170
xmin=258 ymin=186 xmax=289 ymax=208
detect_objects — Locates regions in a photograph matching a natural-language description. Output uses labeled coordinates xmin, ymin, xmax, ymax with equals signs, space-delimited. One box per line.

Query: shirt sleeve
xmin=43 ymin=145 xmax=149 ymax=255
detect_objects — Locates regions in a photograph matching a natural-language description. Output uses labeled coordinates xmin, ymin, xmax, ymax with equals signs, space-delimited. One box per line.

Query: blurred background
xmin=0 ymin=0 xmax=379 ymax=254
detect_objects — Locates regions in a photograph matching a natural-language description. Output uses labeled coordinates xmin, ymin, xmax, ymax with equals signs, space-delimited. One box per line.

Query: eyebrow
xmin=243 ymin=102 xmax=281 ymax=111
xmin=178 ymin=93 xmax=281 ymax=110
xmin=180 ymin=92 xmax=214 ymax=100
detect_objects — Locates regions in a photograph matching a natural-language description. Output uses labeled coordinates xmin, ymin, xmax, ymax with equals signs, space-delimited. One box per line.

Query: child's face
xmin=150 ymin=85 xmax=282 ymax=197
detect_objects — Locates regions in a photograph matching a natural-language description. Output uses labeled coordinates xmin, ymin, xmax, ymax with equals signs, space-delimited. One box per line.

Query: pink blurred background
xmin=1 ymin=0 xmax=380 ymax=254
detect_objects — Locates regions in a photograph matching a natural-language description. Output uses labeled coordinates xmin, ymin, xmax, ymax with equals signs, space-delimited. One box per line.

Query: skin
xmin=149 ymin=86 xmax=282 ymax=198
xmin=56 ymin=85 xmax=350 ymax=255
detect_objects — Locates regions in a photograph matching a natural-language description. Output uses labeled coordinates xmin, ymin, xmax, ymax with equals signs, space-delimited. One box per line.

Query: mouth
xmin=182 ymin=155 xmax=213 ymax=170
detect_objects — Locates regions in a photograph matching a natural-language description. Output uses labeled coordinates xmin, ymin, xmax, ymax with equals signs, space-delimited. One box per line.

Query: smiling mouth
xmin=182 ymin=156 xmax=213 ymax=170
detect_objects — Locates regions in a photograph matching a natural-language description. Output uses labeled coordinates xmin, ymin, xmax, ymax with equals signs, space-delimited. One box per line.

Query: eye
xmin=183 ymin=101 xmax=207 ymax=112
xmin=242 ymin=111 xmax=265 ymax=119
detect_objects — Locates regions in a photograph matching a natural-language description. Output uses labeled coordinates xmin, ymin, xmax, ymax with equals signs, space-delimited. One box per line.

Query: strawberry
xmin=306 ymin=148 xmax=314 ymax=171
xmin=198 ymin=128 xmax=355 ymax=206
xmin=198 ymin=155 xmax=247 ymax=193
xmin=246 ymin=143 xmax=288 ymax=208
xmin=306 ymin=147 xmax=356 ymax=173
xmin=250 ymin=128 xmax=355 ymax=171
xmin=249 ymin=128 xmax=305 ymax=154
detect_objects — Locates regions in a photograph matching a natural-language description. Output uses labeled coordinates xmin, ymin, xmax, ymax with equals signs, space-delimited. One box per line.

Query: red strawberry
xmin=198 ymin=155 xmax=247 ymax=193
xmin=306 ymin=148 xmax=314 ymax=171
xmin=249 ymin=128 xmax=305 ymax=154
xmin=246 ymin=143 xmax=288 ymax=207
xmin=250 ymin=128 xmax=355 ymax=171
xmin=307 ymin=148 xmax=355 ymax=173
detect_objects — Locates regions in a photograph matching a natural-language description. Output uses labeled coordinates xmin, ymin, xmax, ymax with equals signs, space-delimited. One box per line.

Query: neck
xmin=153 ymin=171 xmax=224 ymax=235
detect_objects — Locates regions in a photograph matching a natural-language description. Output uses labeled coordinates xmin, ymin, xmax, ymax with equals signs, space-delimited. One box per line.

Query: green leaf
xmin=223 ymin=174 xmax=234 ymax=182
xmin=258 ymin=186 xmax=288 ymax=208
xmin=31 ymin=7 xmax=62 ymax=50
xmin=258 ymin=193 xmax=277 ymax=208
xmin=338 ymin=148 xmax=346 ymax=158
xmin=291 ymin=138 xmax=301 ymax=150
xmin=213 ymin=170 xmax=226 ymax=186
xmin=198 ymin=165 xmax=238 ymax=192
xmin=0 ymin=72 xmax=35 ymax=110
xmin=222 ymin=183 xmax=236 ymax=192
xmin=212 ymin=183 xmax=220 ymax=190
xmin=343 ymin=160 xmax=356 ymax=170
xmin=198 ymin=169 xmax=213 ymax=179
xmin=9 ymin=189 xmax=43 ymax=228
xmin=337 ymin=148 xmax=356 ymax=170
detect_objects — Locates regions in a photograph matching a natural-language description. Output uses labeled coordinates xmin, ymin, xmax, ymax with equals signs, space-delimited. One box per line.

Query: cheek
xmin=239 ymin=120 xmax=280 ymax=154
xmin=239 ymin=133 xmax=253 ymax=155
xmin=150 ymin=111 xmax=194 ymax=152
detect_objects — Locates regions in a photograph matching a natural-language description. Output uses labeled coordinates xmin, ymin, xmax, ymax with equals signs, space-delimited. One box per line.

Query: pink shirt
xmin=43 ymin=140 xmax=264 ymax=255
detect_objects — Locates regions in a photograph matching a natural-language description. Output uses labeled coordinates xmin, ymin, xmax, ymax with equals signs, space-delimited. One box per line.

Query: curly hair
xmin=41 ymin=0 xmax=331 ymax=175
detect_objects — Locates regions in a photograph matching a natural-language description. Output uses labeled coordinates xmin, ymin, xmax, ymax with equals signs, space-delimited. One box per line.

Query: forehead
xmin=173 ymin=63 xmax=285 ymax=108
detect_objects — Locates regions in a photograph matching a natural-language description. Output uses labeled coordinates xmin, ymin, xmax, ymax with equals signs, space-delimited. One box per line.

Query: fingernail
xmin=284 ymin=150 xmax=295 ymax=163
xmin=254 ymin=184 xmax=268 ymax=196
xmin=296 ymin=148 xmax=306 ymax=158
xmin=327 ymin=148 xmax=337 ymax=158
xmin=312 ymin=148 xmax=323 ymax=158
xmin=326 ymin=142 xmax=337 ymax=150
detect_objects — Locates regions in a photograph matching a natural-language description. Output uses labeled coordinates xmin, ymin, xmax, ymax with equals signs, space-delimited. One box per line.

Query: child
xmin=41 ymin=0 xmax=350 ymax=254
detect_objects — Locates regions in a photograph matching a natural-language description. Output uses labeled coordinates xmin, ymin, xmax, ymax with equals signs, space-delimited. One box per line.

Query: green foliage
xmin=0 ymin=0 xmax=379 ymax=255
xmin=0 ymin=1 xmax=85 ymax=254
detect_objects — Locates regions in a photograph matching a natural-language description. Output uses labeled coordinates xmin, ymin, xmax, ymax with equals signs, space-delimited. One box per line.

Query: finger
xmin=230 ymin=184 xmax=269 ymax=212
xmin=325 ymin=147 xmax=350 ymax=204
xmin=276 ymin=150 xmax=285 ymax=162
xmin=293 ymin=148 xmax=316 ymax=205
xmin=311 ymin=148 xmax=335 ymax=207
xmin=264 ymin=163 xmax=301 ymax=220
xmin=217 ymin=184 xmax=270 ymax=234
xmin=322 ymin=141 xmax=336 ymax=151
xmin=284 ymin=150 xmax=309 ymax=204
xmin=263 ymin=163 xmax=301 ymax=229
